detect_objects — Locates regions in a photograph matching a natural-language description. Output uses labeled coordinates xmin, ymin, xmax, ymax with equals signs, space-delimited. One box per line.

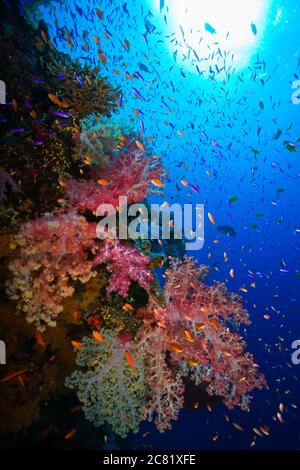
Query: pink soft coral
xmin=150 ymin=257 xmax=266 ymax=412
xmin=94 ymin=240 xmax=153 ymax=297
xmin=7 ymin=209 xmax=97 ymax=331
xmin=64 ymin=146 xmax=163 ymax=212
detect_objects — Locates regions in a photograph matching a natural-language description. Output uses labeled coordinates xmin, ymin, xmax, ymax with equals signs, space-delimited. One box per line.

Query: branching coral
xmin=6 ymin=209 xmax=98 ymax=331
xmin=64 ymin=146 xmax=164 ymax=212
xmin=156 ymin=257 xmax=266 ymax=411
xmin=66 ymin=256 xmax=266 ymax=436
xmin=94 ymin=240 xmax=153 ymax=297
xmin=137 ymin=326 xmax=185 ymax=432
xmin=65 ymin=332 xmax=148 ymax=438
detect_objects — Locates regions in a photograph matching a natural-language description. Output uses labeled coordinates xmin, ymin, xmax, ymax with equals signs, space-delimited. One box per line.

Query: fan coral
xmin=94 ymin=240 xmax=153 ymax=297
xmin=65 ymin=332 xmax=148 ymax=438
xmin=6 ymin=209 xmax=98 ymax=331
xmin=64 ymin=147 xmax=163 ymax=212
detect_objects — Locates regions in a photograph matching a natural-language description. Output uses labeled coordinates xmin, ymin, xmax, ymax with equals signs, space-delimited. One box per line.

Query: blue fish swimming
xmin=251 ymin=22 xmax=257 ymax=35
xmin=205 ymin=22 xmax=216 ymax=34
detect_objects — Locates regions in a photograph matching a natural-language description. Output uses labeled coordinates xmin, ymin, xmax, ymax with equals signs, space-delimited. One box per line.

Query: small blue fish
xmin=28 ymin=75 xmax=45 ymax=84
xmin=51 ymin=110 xmax=71 ymax=118
xmin=10 ymin=127 xmax=25 ymax=134
xmin=205 ymin=23 xmax=216 ymax=34
xmin=251 ymin=22 xmax=257 ymax=35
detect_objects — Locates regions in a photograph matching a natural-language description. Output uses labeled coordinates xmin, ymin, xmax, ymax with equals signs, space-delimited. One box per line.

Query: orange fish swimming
xmin=186 ymin=358 xmax=198 ymax=367
xmin=208 ymin=212 xmax=216 ymax=225
xmin=97 ymin=179 xmax=109 ymax=186
xmin=169 ymin=342 xmax=183 ymax=353
xmin=71 ymin=340 xmax=82 ymax=350
xmin=151 ymin=178 xmax=165 ymax=188
xmin=183 ymin=329 xmax=195 ymax=343
xmin=65 ymin=428 xmax=76 ymax=440
xmin=93 ymin=330 xmax=105 ymax=343
xmin=98 ymin=50 xmax=107 ymax=64
xmin=93 ymin=35 xmax=100 ymax=45
xmin=35 ymin=330 xmax=46 ymax=347
xmin=125 ymin=351 xmax=135 ymax=369
xmin=95 ymin=8 xmax=103 ymax=19
xmin=1 ymin=369 xmax=27 ymax=383
xmin=135 ymin=140 xmax=145 ymax=152
xmin=209 ymin=318 xmax=222 ymax=331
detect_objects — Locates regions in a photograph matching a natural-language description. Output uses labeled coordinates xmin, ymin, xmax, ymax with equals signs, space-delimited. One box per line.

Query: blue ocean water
xmin=33 ymin=0 xmax=299 ymax=450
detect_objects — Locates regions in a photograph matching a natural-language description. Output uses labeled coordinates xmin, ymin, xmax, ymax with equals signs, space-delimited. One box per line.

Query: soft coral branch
xmin=64 ymin=146 xmax=163 ymax=212
xmin=94 ymin=239 xmax=153 ymax=297
xmin=7 ymin=209 xmax=97 ymax=331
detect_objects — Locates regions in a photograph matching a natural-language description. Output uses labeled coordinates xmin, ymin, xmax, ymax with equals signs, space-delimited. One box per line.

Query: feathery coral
xmin=7 ymin=209 xmax=97 ymax=331
xmin=65 ymin=332 xmax=147 ymax=438
xmin=158 ymin=257 xmax=266 ymax=411
xmin=65 ymin=145 xmax=163 ymax=212
xmin=94 ymin=240 xmax=153 ymax=297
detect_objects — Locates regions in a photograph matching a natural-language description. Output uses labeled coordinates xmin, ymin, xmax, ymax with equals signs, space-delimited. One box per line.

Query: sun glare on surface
xmin=155 ymin=0 xmax=270 ymax=74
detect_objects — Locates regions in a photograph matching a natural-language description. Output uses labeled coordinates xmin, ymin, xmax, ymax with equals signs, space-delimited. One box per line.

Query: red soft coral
xmin=94 ymin=239 xmax=153 ymax=297
xmin=64 ymin=146 xmax=163 ymax=212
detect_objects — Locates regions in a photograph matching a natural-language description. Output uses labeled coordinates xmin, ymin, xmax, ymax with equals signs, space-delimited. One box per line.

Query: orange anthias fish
xmin=135 ymin=140 xmax=145 ymax=152
xmin=95 ymin=8 xmax=104 ymax=19
xmin=169 ymin=342 xmax=183 ymax=353
xmin=35 ymin=329 xmax=46 ymax=347
xmin=97 ymin=178 xmax=109 ymax=186
xmin=93 ymin=330 xmax=105 ymax=343
xmin=233 ymin=422 xmax=245 ymax=432
xmin=123 ymin=303 xmax=134 ymax=312
xmin=208 ymin=212 xmax=216 ymax=225
xmin=98 ymin=50 xmax=107 ymax=64
xmin=93 ymin=35 xmax=100 ymax=45
xmin=186 ymin=358 xmax=198 ymax=367
xmin=71 ymin=340 xmax=82 ymax=350
xmin=66 ymin=33 xmax=74 ymax=49
xmin=125 ymin=351 xmax=135 ymax=369
xmin=151 ymin=178 xmax=165 ymax=188
xmin=132 ymin=108 xmax=141 ymax=116
xmin=12 ymin=99 xmax=18 ymax=112
xmin=183 ymin=329 xmax=195 ymax=343
xmin=209 ymin=318 xmax=222 ymax=331
xmin=48 ymin=93 xmax=61 ymax=105
xmin=1 ymin=369 xmax=27 ymax=383
xmin=64 ymin=428 xmax=76 ymax=440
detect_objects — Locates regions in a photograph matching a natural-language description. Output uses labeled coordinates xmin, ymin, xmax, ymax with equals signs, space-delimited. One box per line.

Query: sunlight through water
xmin=155 ymin=0 xmax=271 ymax=74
